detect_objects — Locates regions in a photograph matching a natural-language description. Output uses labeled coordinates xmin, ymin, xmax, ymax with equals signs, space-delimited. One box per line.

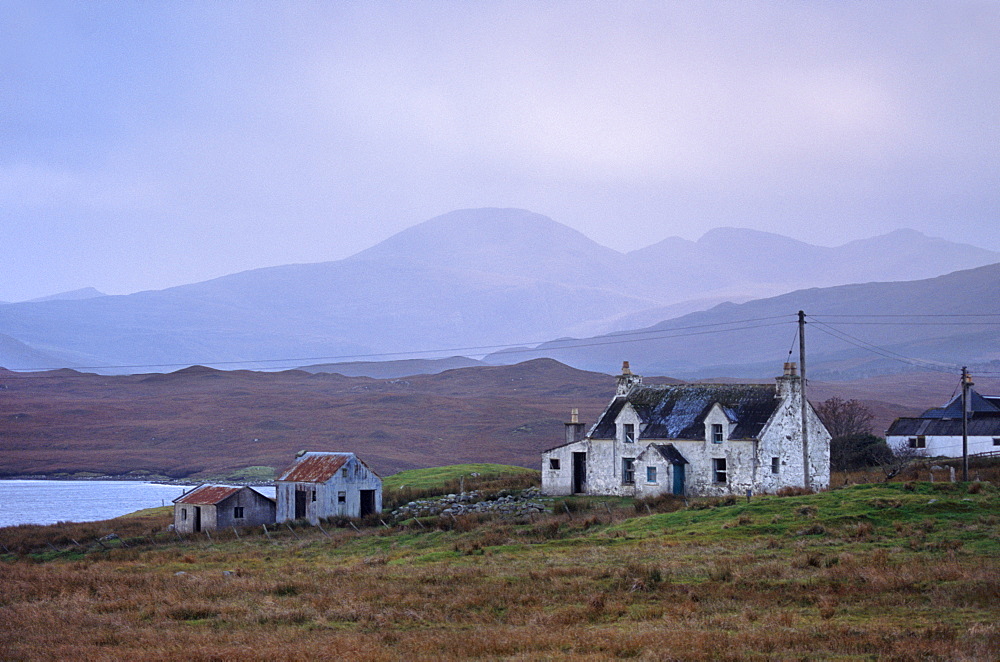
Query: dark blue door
xmin=672 ymin=464 xmax=685 ymax=495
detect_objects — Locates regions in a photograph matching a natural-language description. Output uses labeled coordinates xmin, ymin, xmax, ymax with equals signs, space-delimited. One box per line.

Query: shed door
xmin=672 ymin=464 xmax=685 ymax=495
xmin=294 ymin=489 xmax=307 ymax=519
xmin=193 ymin=506 xmax=202 ymax=532
xmin=359 ymin=490 xmax=376 ymax=517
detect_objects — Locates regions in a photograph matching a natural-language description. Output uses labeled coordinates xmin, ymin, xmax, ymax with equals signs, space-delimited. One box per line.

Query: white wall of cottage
xmin=885 ymin=434 xmax=999 ymax=458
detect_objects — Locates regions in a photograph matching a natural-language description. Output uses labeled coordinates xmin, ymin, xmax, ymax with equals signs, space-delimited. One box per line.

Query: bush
xmin=831 ymin=433 xmax=893 ymax=471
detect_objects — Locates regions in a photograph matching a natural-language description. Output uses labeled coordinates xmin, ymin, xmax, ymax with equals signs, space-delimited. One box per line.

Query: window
xmin=771 ymin=457 xmax=780 ymax=474
xmin=311 ymin=490 xmax=317 ymax=501
xmin=712 ymin=424 xmax=724 ymax=443
xmin=233 ymin=506 xmax=244 ymax=519
xmin=646 ymin=466 xmax=657 ymax=483
xmin=342 ymin=468 xmax=348 ymax=478
xmin=993 ymin=438 xmax=1000 ymax=447
xmin=713 ymin=458 xmax=727 ymax=483
xmin=624 ymin=423 xmax=635 ymax=443
xmin=549 ymin=458 xmax=561 ymax=470
xmin=908 ymin=436 xmax=926 ymax=449
xmin=181 ymin=508 xmax=187 ymax=521
xmin=337 ymin=491 xmax=346 ymax=503
xmin=622 ymin=458 xmax=635 ymax=484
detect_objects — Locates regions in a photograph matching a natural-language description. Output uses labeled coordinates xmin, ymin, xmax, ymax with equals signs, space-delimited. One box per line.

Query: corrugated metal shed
xmin=174 ymin=485 xmax=240 ymax=505
xmin=276 ymin=452 xmax=352 ymax=483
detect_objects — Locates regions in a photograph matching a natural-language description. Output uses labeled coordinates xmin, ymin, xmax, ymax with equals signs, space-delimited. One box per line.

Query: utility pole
xmin=799 ymin=311 xmax=810 ymax=491
xmin=961 ymin=366 xmax=972 ymax=482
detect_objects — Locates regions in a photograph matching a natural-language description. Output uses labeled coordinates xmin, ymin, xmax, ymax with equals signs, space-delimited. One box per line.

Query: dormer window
xmin=624 ymin=423 xmax=635 ymax=443
xmin=712 ymin=423 xmax=724 ymax=443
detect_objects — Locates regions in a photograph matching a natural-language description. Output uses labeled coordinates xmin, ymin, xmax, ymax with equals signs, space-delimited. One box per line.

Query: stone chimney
xmin=565 ymin=407 xmax=585 ymax=444
xmin=615 ymin=361 xmax=642 ymax=396
xmin=775 ymin=362 xmax=800 ymax=398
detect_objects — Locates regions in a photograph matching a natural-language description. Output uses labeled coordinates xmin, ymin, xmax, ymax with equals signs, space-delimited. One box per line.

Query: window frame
xmin=908 ymin=436 xmax=926 ymax=449
xmin=712 ymin=423 xmax=724 ymax=443
xmin=712 ymin=458 xmax=727 ymax=484
xmin=549 ymin=458 xmax=561 ymax=470
xmin=623 ymin=423 xmax=635 ymax=443
xmin=771 ymin=457 xmax=780 ymax=474
xmin=233 ymin=506 xmax=244 ymax=519
xmin=622 ymin=458 xmax=635 ymax=485
xmin=646 ymin=466 xmax=657 ymax=483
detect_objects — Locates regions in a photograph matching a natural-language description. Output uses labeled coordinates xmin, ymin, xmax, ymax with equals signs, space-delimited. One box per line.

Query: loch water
xmin=0 ymin=480 xmax=190 ymax=528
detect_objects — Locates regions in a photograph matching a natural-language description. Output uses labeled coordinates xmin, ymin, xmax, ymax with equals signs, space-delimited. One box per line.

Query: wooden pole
xmin=962 ymin=366 xmax=972 ymax=482
xmin=799 ymin=311 xmax=811 ymax=491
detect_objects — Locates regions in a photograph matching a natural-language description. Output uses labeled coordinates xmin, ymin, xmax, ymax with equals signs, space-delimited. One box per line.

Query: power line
xmin=806 ymin=317 xmax=959 ymax=374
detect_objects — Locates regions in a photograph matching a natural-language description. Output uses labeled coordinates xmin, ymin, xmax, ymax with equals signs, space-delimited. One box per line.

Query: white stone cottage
xmin=886 ymin=388 xmax=1000 ymax=457
xmin=541 ymin=362 xmax=831 ymax=498
xmin=275 ymin=452 xmax=382 ymax=523
xmin=173 ymin=484 xmax=276 ymax=533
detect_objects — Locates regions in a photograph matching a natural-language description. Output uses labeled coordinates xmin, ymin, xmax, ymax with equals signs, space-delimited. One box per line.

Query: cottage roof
xmin=174 ymin=485 xmax=240 ymax=505
xmin=650 ymin=443 xmax=689 ymax=465
xmin=591 ymin=383 xmax=779 ymax=441
xmin=886 ymin=416 xmax=1000 ymax=437
xmin=918 ymin=390 xmax=1000 ymax=419
xmin=276 ymin=452 xmax=354 ymax=483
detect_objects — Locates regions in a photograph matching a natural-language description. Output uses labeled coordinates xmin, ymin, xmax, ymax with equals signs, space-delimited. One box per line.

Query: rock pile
xmin=391 ymin=487 xmax=547 ymax=520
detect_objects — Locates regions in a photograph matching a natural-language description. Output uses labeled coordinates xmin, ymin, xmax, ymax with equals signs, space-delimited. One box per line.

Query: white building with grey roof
xmin=541 ymin=362 xmax=831 ymax=498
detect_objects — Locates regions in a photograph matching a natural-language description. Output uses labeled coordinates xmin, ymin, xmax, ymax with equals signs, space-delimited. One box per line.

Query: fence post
xmin=262 ymin=524 xmax=272 ymax=541
xmin=285 ymin=523 xmax=301 ymax=540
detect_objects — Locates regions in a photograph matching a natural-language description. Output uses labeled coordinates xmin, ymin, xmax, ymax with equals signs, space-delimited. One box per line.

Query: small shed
xmin=173 ymin=484 xmax=276 ymax=533
xmin=275 ymin=452 xmax=382 ymax=523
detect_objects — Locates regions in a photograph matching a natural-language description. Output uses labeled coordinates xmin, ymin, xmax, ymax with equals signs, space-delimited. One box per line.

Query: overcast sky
xmin=2 ymin=1 xmax=997 ymax=301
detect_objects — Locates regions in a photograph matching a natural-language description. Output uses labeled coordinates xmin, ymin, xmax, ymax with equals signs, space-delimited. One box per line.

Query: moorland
xmin=3 ymin=360 xmax=996 ymax=480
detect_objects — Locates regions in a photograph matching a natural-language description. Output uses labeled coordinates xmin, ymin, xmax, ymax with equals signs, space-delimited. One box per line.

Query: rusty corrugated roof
xmin=173 ymin=484 xmax=240 ymax=505
xmin=276 ymin=452 xmax=352 ymax=483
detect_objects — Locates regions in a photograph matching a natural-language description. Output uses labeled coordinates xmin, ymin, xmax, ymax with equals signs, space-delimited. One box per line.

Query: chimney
xmin=565 ymin=408 xmax=585 ymax=444
xmin=615 ymin=361 xmax=642 ymax=396
xmin=776 ymin=362 xmax=800 ymax=398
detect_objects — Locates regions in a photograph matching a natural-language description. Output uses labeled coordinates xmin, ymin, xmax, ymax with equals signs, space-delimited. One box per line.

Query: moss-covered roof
xmin=591 ymin=383 xmax=778 ymax=441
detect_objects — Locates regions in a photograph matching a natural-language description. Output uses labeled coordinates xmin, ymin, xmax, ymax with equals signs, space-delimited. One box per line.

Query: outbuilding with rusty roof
xmin=275 ymin=452 xmax=382 ymax=523
xmin=173 ymin=484 xmax=276 ymax=533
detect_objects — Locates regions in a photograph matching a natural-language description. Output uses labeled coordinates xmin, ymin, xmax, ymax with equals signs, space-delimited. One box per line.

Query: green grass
xmin=383 ymin=463 xmax=537 ymax=492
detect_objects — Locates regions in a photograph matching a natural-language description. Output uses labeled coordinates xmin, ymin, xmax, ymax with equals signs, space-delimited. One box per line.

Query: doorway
xmin=572 ymin=452 xmax=587 ymax=494
xmin=672 ymin=464 xmax=685 ymax=495
xmin=359 ymin=490 xmax=376 ymax=517
xmin=193 ymin=506 xmax=202 ymax=532
xmin=294 ymin=489 xmax=307 ymax=519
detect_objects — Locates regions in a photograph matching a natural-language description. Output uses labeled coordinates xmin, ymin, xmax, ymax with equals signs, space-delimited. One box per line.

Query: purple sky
xmin=2 ymin=1 xmax=998 ymax=301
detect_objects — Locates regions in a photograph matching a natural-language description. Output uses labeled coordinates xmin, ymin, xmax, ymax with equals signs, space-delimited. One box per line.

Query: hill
xmin=496 ymin=262 xmax=1000 ymax=379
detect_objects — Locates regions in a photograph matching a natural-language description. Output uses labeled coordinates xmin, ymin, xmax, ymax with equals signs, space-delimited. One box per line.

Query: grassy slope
xmin=1 ymin=481 xmax=998 ymax=660
xmin=383 ymin=463 xmax=538 ymax=491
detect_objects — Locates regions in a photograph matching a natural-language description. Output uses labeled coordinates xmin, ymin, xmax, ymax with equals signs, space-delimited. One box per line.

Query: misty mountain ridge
xmin=0 ymin=207 xmax=996 ymax=376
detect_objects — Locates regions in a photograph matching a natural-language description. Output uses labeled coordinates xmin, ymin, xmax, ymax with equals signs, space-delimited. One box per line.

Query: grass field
xmin=1 ymin=476 xmax=998 ymax=660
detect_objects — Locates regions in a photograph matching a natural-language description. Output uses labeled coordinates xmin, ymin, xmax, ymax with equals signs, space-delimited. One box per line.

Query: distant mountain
xmin=25 ymin=287 xmax=106 ymax=304
xmin=487 ymin=263 xmax=1000 ymax=380
xmin=0 ymin=207 xmax=996 ymax=374
xmin=302 ymin=356 xmax=487 ymax=378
